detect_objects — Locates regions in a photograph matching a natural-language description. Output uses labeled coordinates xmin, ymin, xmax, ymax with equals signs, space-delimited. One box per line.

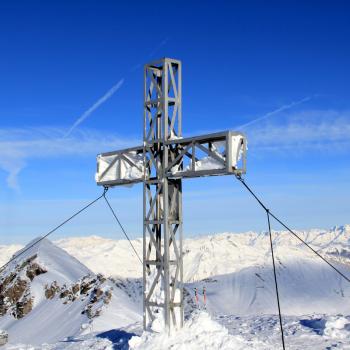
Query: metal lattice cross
xmin=95 ymin=58 xmax=247 ymax=331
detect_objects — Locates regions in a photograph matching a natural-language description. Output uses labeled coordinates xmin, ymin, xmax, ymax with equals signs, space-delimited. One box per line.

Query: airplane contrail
xmin=64 ymin=78 xmax=124 ymax=137
xmin=237 ymin=96 xmax=313 ymax=130
xmin=147 ymin=37 xmax=169 ymax=58
xmin=64 ymin=38 xmax=169 ymax=137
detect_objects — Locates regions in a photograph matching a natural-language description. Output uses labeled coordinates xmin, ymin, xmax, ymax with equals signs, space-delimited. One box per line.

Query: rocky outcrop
xmin=14 ymin=297 xmax=33 ymax=319
xmin=26 ymin=262 xmax=47 ymax=281
xmin=0 ymin=255 xmax=46 ymax=319
xmin=0 ymin=330 xmax=8 ymax=346
xmin=44 ymin=281 xmax=60 ymax=299
xmin=0 ymin=239 xmax=114 ymax=326
xmin=44 ymin=274 xmax=112 ymax=319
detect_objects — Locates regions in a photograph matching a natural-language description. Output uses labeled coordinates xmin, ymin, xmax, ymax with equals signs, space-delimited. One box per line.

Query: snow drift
xmin=129 ymin=311 xmax=256 ymax=350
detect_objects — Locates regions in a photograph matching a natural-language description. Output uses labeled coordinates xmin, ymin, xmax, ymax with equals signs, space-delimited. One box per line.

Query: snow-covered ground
xmin=4 ymin=313 xmax=350 ymax=349
xmin=1 ymin=224 xmax=350 ymax=349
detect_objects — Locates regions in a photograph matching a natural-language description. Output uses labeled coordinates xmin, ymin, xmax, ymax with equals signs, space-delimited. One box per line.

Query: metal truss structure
xmin=95 ymin=58 xmax=247 ymax=331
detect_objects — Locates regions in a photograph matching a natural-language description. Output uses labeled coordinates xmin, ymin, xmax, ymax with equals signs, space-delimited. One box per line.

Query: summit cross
xmin=95 ymin=58 xmax=247 ymax=331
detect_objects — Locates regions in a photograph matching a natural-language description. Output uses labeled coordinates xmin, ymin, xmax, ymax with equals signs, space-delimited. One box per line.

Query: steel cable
xmin=103 ymin=190 xmax=143 ymax=265
xmin=234 ymin=174 xmax=350 ymax=349
xmin=267 ymin=210 xmax=286 ymax=350
xmin=234 ymin=174 xmax=350 ymax=283
xmin=0 ymin=188 xmax=108 ymax=273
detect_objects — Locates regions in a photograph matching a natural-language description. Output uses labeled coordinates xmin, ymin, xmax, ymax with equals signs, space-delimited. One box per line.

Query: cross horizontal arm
xmin=95 ymin=145 xmax=144 ymax=187
xmin=166 ymin=130 xmax=246 ymax=179
xmin=95 ymin=130 xmax=247 ymax=187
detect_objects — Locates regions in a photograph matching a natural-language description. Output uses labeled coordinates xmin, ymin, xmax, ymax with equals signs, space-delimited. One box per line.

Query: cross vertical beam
xmin=143 ymin=58 xmax=183 ymax=330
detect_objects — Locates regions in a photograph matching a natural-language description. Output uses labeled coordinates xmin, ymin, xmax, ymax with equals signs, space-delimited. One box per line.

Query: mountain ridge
xmin=1 ymin=224 xmax=350 ymax=347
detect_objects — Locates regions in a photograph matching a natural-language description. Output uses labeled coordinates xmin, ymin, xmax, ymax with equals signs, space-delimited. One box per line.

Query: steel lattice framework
xmin=143 ymin=58 xmax=183 ymax=329
xmin=95 ymin=58 xmax=247 ymax=331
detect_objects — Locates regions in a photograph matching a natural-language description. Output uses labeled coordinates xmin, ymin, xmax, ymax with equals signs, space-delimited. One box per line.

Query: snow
xmin=129 ymin=311 xmax=255 ymax=350
xmin=0 ymin=238 xmax=93 ymax=344
xmin=0 ymin=244 xmax=22 ymax=269
xmin=0 ymin=237 xmax=141 ymax=346
xmin=1 ymin=224 xmax=350 ymax=349
xmin=2 ymin=237 xmax=91 ymax=285
xmin=56 ymin=226 xmax=350 ymax=285
xmin=90 ymin=285 xmax=141 ymax=334
xmin=324 ymin=316 xmax=350 ymax=339
xmin=56 ymin=235 xmax=142 ymax=279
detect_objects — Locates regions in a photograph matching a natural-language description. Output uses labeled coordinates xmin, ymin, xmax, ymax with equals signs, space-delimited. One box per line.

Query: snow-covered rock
xmin=0 ymin=238 xmax=140 ymax=346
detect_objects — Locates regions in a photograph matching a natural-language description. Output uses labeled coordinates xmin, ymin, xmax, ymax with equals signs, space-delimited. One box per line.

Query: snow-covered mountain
xmin=52 ymin=225 xmax=350 ymax=281
xmin=55 ymin=225 xmax=350 ymax=315
xmin=0 ymin=238 xmax=140 ymax=345
xmin=1 ymin=225 xmax=350 ymax=348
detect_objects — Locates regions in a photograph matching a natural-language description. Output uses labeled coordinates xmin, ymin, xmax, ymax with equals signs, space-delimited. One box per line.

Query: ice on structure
xmin=96 ymin=151 xmax=144 ymax=183
xmin=171 ymin=135 xmax=245 ymax=174
xmin=168 ymin=130 xmax=183 ymax=140
xmin=191 ymin=156 xmax=225 ymax=171
xmin=231 ymin=135 xmax=245 ymax=167
xmin=144 ymin=271 xmax=182 ymax=333
xmin=96 ymin=135 xmax=245 ymax=181
xmin=144 ymin=268 xmax=165 ymax=331
xmin=189 ymin=140 xmax=226 ymax=171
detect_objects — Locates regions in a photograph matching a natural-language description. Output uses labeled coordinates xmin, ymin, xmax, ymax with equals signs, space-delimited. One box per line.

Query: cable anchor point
xmin=235 ymin=173 xmax=243 ymax=181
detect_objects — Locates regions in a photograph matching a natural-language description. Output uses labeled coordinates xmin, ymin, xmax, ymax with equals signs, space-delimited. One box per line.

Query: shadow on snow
xmin=300 ymin=318 xmax=326 ymax=335
xmin=97 ymin=329 xmax=136 ymax=350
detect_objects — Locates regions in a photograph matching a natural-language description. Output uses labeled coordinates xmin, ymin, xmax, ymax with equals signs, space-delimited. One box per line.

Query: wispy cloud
xmin=0 ymin=127 xmax=137 ymax=190
xmin=64 ymin=79 xmax=125 ymax=138
xmin=2 ymin=110 xmax=349 ymax=191
xmin=0 ymin=39 xmax=173 ymax=190
xmin=247 ymin=110 xmax=350 ymax=154
xmin=237 ymin=96 xmax=314 ymax=130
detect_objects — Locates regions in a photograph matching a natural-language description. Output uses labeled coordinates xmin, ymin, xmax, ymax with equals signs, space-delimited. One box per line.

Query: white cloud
xmin=0 ymin=127 xmax=139 ymax=190
xmin=237 ymin=96 xmax=314 ymax=129
xmin=246 ymin=110 xmax=350 ymax=154
xmin=1 ymin=110 xmax=349 ymax=191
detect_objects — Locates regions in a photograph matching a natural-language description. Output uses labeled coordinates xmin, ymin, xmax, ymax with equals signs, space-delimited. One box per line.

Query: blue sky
xmin=0 ymin=0 xmax=349 ymax=244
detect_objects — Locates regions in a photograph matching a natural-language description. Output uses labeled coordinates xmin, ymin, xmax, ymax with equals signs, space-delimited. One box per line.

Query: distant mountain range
xmin=0 ymin=224 xmax=349 ymax=346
